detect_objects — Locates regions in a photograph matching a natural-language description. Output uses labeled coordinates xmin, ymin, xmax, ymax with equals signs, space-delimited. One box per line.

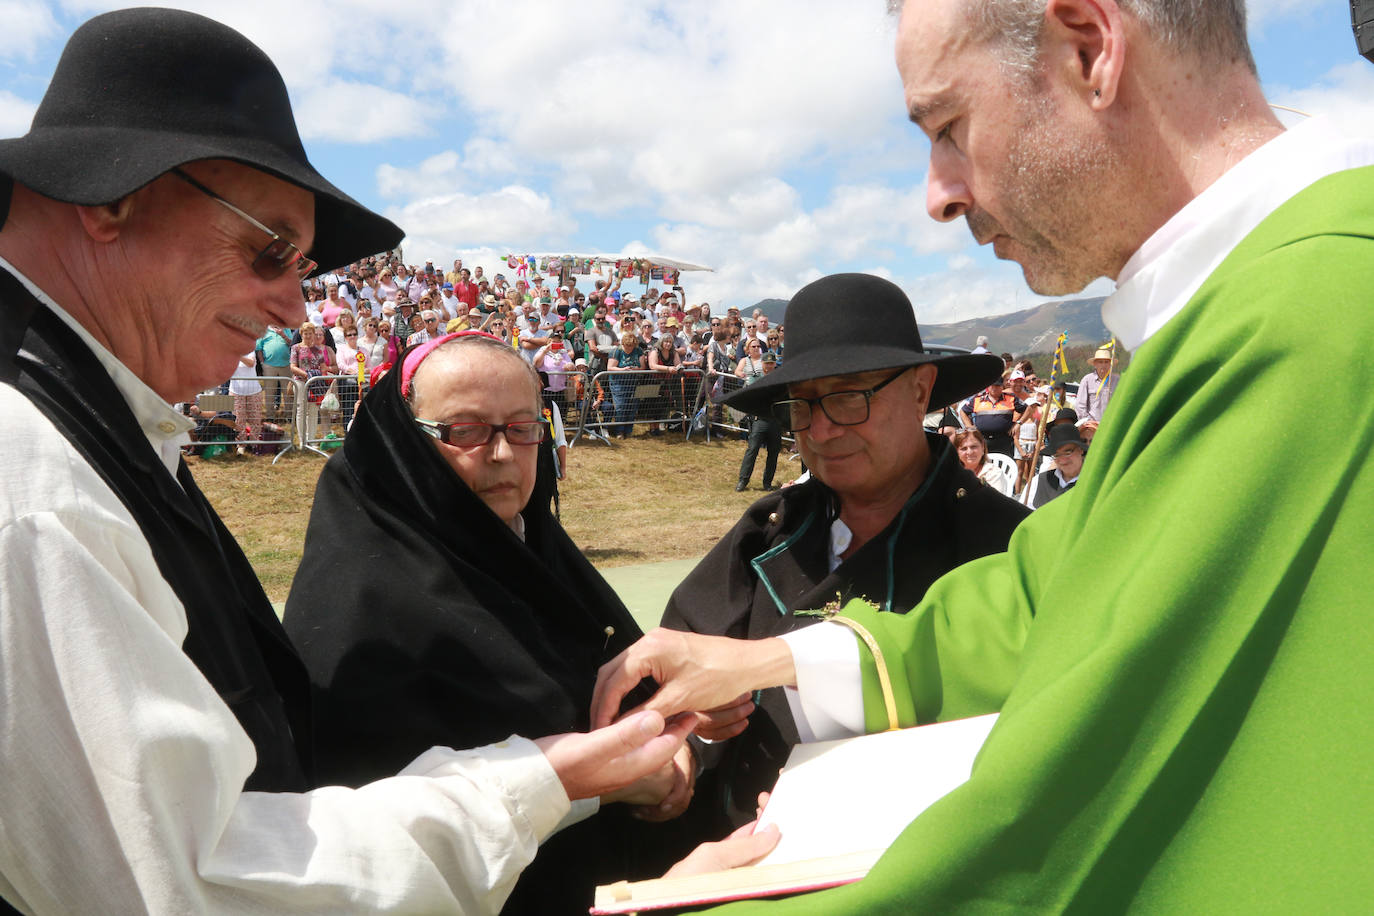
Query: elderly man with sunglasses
xmin=657 ymin=273 xmax=1028 ymax=836
xmin=0 ymin=10 xmax=729 ymax=915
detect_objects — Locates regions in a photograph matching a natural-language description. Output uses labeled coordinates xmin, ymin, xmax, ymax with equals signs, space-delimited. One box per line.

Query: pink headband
xmin=400 ymin=330 xmax=504 ymax=398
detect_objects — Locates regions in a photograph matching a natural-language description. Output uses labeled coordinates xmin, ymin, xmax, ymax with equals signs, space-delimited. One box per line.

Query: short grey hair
xmin=889 ymin=0 xmax=1255 ymax=77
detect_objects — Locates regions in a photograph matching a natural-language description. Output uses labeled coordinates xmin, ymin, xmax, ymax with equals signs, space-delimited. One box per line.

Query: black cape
xmin=283 ymin=366 xmax=683 ymax=915
xmin=661 ymin=435 xmax=1029 ymax=835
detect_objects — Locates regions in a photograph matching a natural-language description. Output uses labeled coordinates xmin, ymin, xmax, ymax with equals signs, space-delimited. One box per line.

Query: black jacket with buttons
xmin=661 ymin=432 xmax=1029 ymax=833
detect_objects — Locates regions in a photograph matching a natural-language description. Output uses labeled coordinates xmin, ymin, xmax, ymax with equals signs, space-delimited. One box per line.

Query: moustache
xmin=965 ymin=208 xmax=1003 ymax=245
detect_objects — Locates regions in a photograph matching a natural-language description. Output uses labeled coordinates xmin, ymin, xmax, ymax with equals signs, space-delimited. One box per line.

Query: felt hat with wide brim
xmin=723 ymin=273 xmax=1004 ymax=416
xmin=1046 ymin=422 xmax=1089 ymax=454
xmin=0 ymin=8 xmax=401 ymax=273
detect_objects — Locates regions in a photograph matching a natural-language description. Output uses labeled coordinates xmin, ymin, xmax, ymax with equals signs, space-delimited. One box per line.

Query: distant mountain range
xmin=919 ymin=296 xmax=1111 ymax=355
xmin=745 ymin=295 xmax=1112 ymax=356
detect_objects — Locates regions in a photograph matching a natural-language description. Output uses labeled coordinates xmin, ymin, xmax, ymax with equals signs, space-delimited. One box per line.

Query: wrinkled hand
xmin=627 ymin=742 xmax=697 ymax=822
xmin=535 ymin=710 xmax=693 ymax=801
xmin=694 ymin=694 xmax=755 ymax=742
xmin=664 ymin=820 xmax=781 ymax=878
xmin=602 ymin=740 xmax=682 ymax=808
xmin=591 ymin=629 xmax=794 ymax=729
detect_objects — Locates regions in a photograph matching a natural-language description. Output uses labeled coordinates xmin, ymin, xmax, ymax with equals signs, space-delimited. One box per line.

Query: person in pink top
xmin=320 ymin=281 xmax=346 ymax=328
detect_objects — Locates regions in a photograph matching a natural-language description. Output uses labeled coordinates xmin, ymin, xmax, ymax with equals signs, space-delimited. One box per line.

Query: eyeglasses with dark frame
xmin=413 ymin=417 xmax=547 ymax=447
xmin=170 ymin=168 xmax=318 ymax=280
xmin=772 ymin=368 xmax=909 ymax=433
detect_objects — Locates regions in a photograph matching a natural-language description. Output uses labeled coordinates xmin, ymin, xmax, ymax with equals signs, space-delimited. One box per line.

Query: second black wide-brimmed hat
xmin=0 ymin=7 xmax=401 ymax=272
xmin=1047 ymin=423 xmax=1089 ymax=454
xmin=723 ymin=273 xmax=1004 ymax=416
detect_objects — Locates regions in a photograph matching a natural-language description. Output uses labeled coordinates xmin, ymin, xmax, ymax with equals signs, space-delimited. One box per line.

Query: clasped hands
xmin=535 ymin=629 xmax=796 ymax=874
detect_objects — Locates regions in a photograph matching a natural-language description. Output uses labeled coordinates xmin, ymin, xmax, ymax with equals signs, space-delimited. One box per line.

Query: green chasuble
xmin=710 ymin=167 xmax=1374 ymax=913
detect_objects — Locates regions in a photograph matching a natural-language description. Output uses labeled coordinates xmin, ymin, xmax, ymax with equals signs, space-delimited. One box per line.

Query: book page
xmin=752 ymin=713 xmax=999 ymax=866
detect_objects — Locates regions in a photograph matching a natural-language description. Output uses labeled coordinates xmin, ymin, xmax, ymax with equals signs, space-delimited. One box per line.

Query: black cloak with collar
xmin=283 ymin=366 xmax=680 ymax=914
xmin=661 ymin=434 xmax=1030 ymax=835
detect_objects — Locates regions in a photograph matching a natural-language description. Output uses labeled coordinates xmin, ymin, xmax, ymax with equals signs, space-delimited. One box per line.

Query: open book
xmin=592 ymin=713 xmax=999 ymax=914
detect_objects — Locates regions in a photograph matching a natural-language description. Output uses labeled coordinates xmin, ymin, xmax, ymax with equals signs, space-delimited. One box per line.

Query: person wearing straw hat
xmin=0 ymin=9 xmax=706 ymax=914
xmin=1074 ymin=344 xmax=1119 ymax=430
xmin=659 ymin=273 xmax=1028 ymax=834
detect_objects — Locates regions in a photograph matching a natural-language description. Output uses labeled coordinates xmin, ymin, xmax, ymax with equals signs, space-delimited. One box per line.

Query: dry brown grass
xmin=191 ymin=430 xmax=792 ymax=603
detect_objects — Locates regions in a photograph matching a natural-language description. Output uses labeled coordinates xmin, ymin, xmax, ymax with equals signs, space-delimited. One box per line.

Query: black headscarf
xmin=284 ymin=355 xmax=683 ymax=913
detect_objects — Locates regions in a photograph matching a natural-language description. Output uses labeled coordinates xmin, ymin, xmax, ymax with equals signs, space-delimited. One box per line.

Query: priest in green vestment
xmin=593 ymin=0 xmax=1374 ymax=910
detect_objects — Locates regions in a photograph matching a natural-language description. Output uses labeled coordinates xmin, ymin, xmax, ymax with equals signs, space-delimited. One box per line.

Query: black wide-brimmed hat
xmin=1047 ymin=423 xmax=1088 ymax=455
xmin=0 ymin=8 xmax=401 ymax=272
xmin=723 ymin=273 xmax=1004 ymax=416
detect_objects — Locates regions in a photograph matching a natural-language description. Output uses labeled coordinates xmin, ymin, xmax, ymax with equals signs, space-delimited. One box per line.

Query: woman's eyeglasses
xmin=413 ymin=418 xmax=547 ymax=447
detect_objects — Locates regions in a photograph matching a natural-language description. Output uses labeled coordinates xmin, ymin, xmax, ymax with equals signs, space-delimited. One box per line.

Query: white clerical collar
xmin=1104 ymin=116 xmax=1374 ymax=350
xmin=0 ymin=257 xmax=194 ymax=477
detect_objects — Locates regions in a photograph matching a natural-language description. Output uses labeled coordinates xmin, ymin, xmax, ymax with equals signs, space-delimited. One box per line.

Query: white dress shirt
xmin=0 ymin=260 xmax=590 ymax=914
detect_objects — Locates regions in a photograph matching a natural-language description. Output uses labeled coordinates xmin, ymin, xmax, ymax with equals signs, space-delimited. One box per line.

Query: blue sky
xmin=2 ymin=1 xmax=1369 ymax=320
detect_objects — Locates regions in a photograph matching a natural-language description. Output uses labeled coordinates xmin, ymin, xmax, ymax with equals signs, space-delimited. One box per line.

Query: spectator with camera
xmin=607 ymin=331 xmax=648 ymax=439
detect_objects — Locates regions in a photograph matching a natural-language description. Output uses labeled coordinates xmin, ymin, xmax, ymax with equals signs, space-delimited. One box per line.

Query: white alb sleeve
xmin=778 ymin=622 xmax=866 ymax=742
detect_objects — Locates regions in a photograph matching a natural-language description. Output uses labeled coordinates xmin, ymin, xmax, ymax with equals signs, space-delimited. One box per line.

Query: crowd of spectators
xmin=939 ymin=347 xmax=1124 ymax=506
xmin=206 ymin=251 xmax=1121 ymax=513
xmin=200 ymin=252 xmax=792 ymax=452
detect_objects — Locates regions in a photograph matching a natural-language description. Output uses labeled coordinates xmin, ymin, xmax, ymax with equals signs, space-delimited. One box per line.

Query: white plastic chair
xmin=983 ymin=452 xmax=1018 ymax=498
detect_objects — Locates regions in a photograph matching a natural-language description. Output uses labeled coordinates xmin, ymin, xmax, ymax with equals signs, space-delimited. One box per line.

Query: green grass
xmin=191 ymin=430 xmax=799 ymax=603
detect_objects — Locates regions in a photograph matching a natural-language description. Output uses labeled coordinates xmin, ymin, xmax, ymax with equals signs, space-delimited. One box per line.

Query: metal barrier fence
xmin=188 ymin=364 xmax=796 ymax=460
xmin=694 ymin=372 xmax=757 ymax=442
xmin=191 ymin=375 xmax=300 ymax=463
xmin=540 ymin=368 xmax=592 ymax=442
xmin=300 ymin=372 xmax=369 ymax=455
xmin=580 ymin=369 xmax=706 ymax=441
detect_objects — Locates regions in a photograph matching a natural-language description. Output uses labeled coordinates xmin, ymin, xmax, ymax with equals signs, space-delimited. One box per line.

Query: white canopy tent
xmin=508 ymin=252 xmax=714 ymax=309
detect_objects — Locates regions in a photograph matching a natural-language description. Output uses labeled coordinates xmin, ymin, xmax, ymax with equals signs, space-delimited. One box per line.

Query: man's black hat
xmin=723 ymin=273 xmax=1003 ymax=415
xmin=1047 ymin=423 xmax=1088 ymax=454
xmin=0 ymin=7 xmax=401 ymax=272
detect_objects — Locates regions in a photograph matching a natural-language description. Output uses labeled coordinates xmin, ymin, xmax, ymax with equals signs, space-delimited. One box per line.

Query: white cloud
xmin=0 ymin=90 xmax=38 ymax=137
xmin=899 ymin=262 xmax=1048 ymax=326
xmin=432 ymin=0 xmax=905 ymax=214
xmin=1268 ymin=61 xmax=1374 ymax=127
xmin=377 ymin=151 xmax=464 ymax=199
xmin=375 ymin=141 xmax=523 ymax=200
xmin=386 ymin=185 xmax=577 ymax=255
xmin=0 ymin=0 xmax=58 ymax=59
xmin=460 ymin=137 xmax=518 ymax=175
xmin=295 ymin=80 xmax=432 ymax=144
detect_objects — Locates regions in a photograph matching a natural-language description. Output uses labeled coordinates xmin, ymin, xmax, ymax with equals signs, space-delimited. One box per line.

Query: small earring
xmin=1093 ymin=88 xmax=1101 ymax=98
